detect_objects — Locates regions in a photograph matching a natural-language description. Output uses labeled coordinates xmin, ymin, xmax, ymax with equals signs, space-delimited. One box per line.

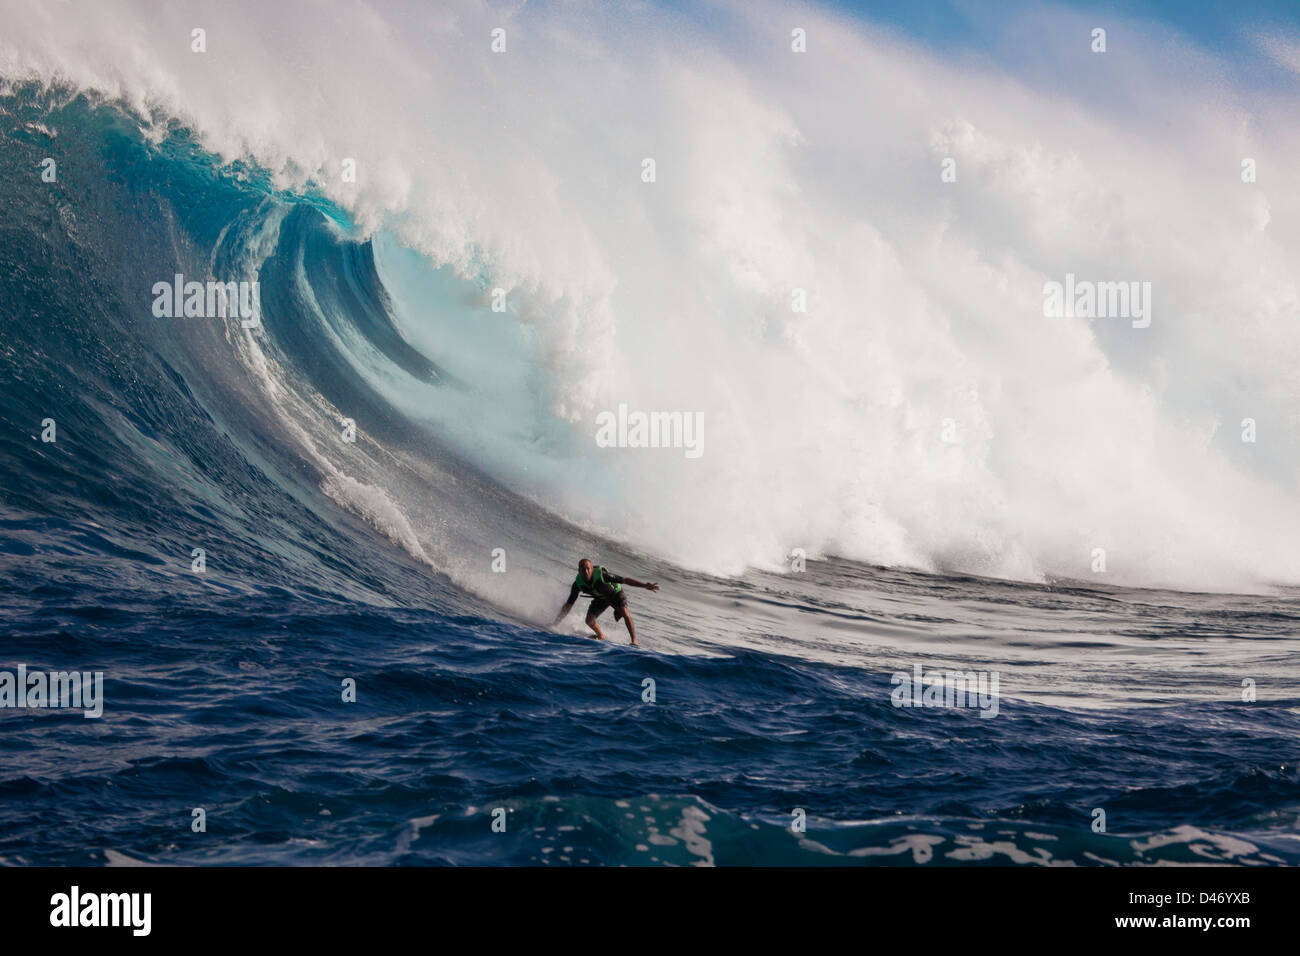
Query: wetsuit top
xmin=568 ymin=566 xmax=625 ymax=603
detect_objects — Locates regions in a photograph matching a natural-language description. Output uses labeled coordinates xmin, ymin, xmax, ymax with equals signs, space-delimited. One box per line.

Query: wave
xmin=1 ymin=0 xmax=1299 ymax=599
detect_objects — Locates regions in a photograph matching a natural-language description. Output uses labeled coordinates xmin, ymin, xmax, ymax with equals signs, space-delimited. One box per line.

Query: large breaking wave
xmin=2 ymin=0 xmax=1299 ymax=600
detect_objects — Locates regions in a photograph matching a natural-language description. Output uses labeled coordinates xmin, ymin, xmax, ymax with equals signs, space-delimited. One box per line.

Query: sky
xmin=838 ymin=0 xmax=1300 ymax=61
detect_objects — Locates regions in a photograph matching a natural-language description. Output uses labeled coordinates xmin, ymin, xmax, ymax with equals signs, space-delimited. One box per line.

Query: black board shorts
xmin=586 ymin=591 xmax=627 ymax=621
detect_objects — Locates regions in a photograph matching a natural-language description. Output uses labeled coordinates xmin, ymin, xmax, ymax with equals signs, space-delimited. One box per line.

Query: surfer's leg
xmin=619 ymin=607 xmax=637 ymax=645
xmin=585 ymin=600 xmax=608 ymax=640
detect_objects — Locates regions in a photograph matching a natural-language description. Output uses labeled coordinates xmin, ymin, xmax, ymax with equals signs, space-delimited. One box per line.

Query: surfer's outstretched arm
xmin=551 ymin=599 xmax=575 ymax=628
xmin=551 ymin=582 xmax=581 ymax=627
xmin=620 ymin=578 xmax=660 ymax=592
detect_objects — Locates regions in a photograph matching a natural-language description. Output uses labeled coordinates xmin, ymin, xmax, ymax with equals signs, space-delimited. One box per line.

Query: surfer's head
xmin=578 ymin=558 xmax=593 ymax=579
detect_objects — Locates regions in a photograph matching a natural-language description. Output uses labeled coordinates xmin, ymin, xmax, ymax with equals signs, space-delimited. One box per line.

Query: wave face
xmin=0 ymin=2 xmax=1299 ymax=867
xmin=2 ymin=0 xmax=1299 ymax=591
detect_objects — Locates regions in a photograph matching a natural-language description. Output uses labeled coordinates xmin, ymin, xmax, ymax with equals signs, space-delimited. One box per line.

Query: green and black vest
xmin=574 ymin=566 xmax=623 ymax=600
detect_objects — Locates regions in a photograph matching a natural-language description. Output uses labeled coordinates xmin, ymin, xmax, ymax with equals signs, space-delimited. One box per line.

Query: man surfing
xmin=551 ymin=558 xmax=659 ymax=645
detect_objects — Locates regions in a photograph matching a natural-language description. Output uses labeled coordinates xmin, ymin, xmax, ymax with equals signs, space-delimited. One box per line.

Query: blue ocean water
xmin=1 ymin=87 xmax=1298 ymax=866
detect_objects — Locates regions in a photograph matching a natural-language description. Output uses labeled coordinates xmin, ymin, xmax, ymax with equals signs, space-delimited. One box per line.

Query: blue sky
xmin=832 ymin=0 xmax=1300 ymax=85
xmin=838 ymin=0 xmax=1300 ymax=45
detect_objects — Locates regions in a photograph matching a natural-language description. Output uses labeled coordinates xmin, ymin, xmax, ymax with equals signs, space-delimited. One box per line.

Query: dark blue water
xmin=2 ymin=87 xmax=1298 ymax=866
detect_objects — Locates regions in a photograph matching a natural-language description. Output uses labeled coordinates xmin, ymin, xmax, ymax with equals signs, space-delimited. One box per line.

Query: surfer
xmin=551 ymin=558 xmax=659 ymax=645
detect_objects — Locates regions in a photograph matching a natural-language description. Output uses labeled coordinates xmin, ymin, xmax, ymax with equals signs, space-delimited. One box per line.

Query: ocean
xmin=1 ymin=2 xmax=1299 ymax=868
